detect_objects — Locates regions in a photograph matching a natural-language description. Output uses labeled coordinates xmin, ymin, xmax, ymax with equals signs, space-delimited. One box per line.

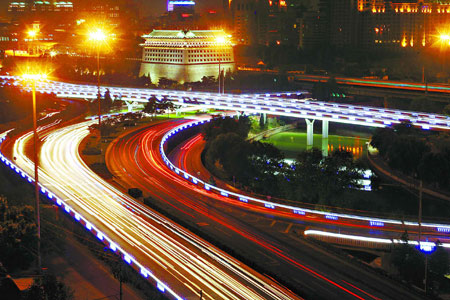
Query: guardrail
xmin=0 ymin=131 xmax=184 ymax=300
xmin=159 ymin=119 xmax=450 ymax=238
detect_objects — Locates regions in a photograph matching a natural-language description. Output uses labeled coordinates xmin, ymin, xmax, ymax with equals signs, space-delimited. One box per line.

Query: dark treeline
xmin=202 ymin=116 xmax=363 ymax=207
xmin=371 ymin=122 xmax=450 ymax=191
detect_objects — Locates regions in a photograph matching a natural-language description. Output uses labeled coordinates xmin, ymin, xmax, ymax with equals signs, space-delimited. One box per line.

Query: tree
xmin=0 ymin=196 xmax=37 ymax=272
xmin=391 ymin=232 xmax=425 ymax=285
xmin=23 ymin=273 xmax=74 ymax=300
xmin=203 ymin=116 xmax=251 ymax=141
xmin=429 ymin=242 xmax=450 ymax=279
xmin=143 ymin=96 xmax=158 ymax=117
xmin=443 ymin=104 xmax=450 ymax=116
xmin=387 ymin=136 xmax=429 ymax=176
xmin=418 ymin=152 xmax=450 ymax=188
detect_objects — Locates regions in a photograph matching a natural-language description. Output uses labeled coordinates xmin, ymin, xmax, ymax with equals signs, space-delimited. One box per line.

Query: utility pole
xmin=32 ymin=79 xmax=42 ymax=275
xmin=418 ymin=179 xmax=423 ymax=242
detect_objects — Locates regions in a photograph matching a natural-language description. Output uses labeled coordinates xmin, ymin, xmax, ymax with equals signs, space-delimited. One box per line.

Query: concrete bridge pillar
xmin=124 ymin=101 xmax=135 ymax=112
xmin=322 ymin=120 xmax=329 ymax=139
xmin=305 ymin=119 xmax=315 ymax=149
xmin=322 ymin=120 xmax=329 ymax=156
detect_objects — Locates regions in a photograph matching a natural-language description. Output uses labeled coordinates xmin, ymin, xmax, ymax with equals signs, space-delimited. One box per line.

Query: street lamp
xmin=216 ymin=36 xmax=226 ymax=94
xmin=21 ymin=72 xmax=48 ymax=274
xmin=27 ymin=30 xmax=38 ymax=56
xmin=88 ymin=28 xmax=107 ymax=126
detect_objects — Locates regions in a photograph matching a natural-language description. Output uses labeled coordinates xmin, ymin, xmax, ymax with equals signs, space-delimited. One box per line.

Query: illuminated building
xmin=167 ymin=0 xmax=196 ymax=13
xmin=322 ymin=0 xmax=450 ymax=49
xmin=139 ymin=30 xmax=235 ymax=84
xmin=229 ymin=0 xmax=306 ymax=46
xmin=231 ymin=0 xmax=269 ymax=45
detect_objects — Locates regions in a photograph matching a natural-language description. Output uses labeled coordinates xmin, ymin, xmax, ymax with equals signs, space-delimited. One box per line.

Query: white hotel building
xmin=139 ymin=30 xmax=235 ymax=84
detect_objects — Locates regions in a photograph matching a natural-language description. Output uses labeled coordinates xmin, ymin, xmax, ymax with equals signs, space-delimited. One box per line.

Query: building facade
xmin=139 ymin=30 xmax=235 ymax=84
xmin=317 ymin=0 xmax=450 ymax=50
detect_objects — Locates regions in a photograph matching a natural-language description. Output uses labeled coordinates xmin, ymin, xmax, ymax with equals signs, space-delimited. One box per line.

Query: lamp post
xmin=216 ymin=36 xmax=226 ymax=94
xmin=89 ymin=29 xmax=107 ymax=126
xmin=22 ymin=72 xmax=47 ymax=274
xmin=27 ymin=30 xmax=38 ymax=56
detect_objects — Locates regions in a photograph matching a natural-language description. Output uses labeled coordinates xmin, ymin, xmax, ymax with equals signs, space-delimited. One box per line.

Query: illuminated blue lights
xmin=220 ymin=191 xmax=228 ymax=197
xmin=124 ymin=255 xmax=132 ymax=264
xmin=239 ymin=197 xmax=248 ymax=203
xmin=325 ymin=215 xmax=338 ymax=220
xmin=110 ymin=242 xmax=117 ymax=251
xmin=74 ymin=213 xmax=81 ymax=221
xmin=370 ymin=221 xmax=384 ymax=227
xmin=264 ymin=203 xmax=275 ymax=209
xmin=85 ymin=222 xmax=92 ymax=230
xmin=97 ymin=232 xmax=104 ymax=241
xmin=418 ymin=241 xmax=436 ymax=253
xmin=204 ymin=184 xmax=211 ymax=190
xmin=64 ymin=205 xmax=70 ymax=213
xmin=437 ymin=227 xmax=450 ymax=233
xmin=56 ymin=198 xmax=62 ymax=206
xmin=157 ymin=282 xmax=166 ymax=293
xmin=141 ymin=268 xmax=149 ymax=278
xmin=293 ymin=209 xmax=305 ymax=215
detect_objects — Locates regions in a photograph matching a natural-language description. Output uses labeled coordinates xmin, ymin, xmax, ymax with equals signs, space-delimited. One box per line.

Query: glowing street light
xmin=21 ymin=70 xmax=48 ymax=275
xmin=88 ymin=28 xmax=108 ymax=127
xmin=216 ymin=36 xmax=227 ymax=94
xmin=439 ymin=34 xmax=450 ymax=46
xmin=27 ymin=30 xmax=37 ymax=38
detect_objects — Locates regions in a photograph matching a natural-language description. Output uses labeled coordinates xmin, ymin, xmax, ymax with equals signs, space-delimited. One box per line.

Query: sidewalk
xmin=367 ymin=153 xmax=450 ymax=202
xmin=46 ymin=234 xmax=144 ymax=300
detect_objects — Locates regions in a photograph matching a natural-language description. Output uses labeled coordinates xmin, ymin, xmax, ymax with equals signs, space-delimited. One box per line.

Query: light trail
xmin=0 ymin=121 xmax=302 ymax=300
xmin=2 ymin=75 xmax=450 ymax=131
xmin=159 ymin=119 xmax=450 ymax=241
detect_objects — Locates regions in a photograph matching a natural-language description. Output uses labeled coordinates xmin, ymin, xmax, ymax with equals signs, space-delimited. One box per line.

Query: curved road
xmin=106 ymin=119 xmax=425 ymax=300
xmin=8 ymin=120 xmax=301 ymax=300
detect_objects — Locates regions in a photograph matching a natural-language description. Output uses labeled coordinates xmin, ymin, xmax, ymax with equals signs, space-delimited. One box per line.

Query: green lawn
xmin=263 ymin=131 xmax=370 ymax=159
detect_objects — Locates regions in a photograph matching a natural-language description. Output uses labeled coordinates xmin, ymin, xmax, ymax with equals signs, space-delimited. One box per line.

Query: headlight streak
xmin=3 ymin=75 xmax=450 ymax=131
xmin=0 ymin=123 xmax=301 ymax=300
xmin=160 ymin=120 xmax=450 ymax=234
xmin=304 ymin=230 xmax=450 ymax=249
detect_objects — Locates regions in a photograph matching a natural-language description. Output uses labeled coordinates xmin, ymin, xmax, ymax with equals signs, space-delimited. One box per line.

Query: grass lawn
xmin=263 ymin=131 xmax=370 ymax=159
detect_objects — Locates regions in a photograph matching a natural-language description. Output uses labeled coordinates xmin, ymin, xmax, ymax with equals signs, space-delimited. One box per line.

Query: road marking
xmin=270 ymin=220 xmax=276 ymax=227
xmin=283 ymin=223 xmax=293 ymax=234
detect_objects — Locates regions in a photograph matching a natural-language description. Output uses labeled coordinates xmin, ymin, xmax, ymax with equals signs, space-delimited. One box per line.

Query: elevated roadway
xmin=3 ymin=76 xmax=449 ymax=131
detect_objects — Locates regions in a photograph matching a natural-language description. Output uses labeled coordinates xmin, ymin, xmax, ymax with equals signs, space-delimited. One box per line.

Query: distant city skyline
xmin=0 ymin=0 xmax=223 ymax=20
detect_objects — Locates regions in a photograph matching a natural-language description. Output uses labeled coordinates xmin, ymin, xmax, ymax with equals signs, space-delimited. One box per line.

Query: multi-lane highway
xmin=159 ymin=119 xmax=450 ymax=242
xmin=3 ymin=75 xmax=450 ymax=130
xmin=3 ymin=120 xmax=303 ymax=300
xmin=106 ymin=119 xmax=426 ymax=300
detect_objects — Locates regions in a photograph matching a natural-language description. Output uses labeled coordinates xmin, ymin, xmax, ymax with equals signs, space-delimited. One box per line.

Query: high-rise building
xmin=319 ymin=0 xmax=450 ymax=50
xmin=167 ymin=0 xmax=196 ymax=13
xmin=139 ymin=29 xmax=235 ymax=84
xmin=231 ymin=0 xmax=269 ymax=45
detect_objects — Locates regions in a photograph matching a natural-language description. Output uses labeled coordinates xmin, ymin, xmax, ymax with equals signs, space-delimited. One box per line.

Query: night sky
xmin=0 ymin=0 xmax=224 ymax=20
xmin=141 ymin=0 xmax=223 ymax=16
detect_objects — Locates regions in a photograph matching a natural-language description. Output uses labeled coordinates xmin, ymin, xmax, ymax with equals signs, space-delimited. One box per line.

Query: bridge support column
xmin=125 ymin=101 xmax=135 ymax=112
xmin=305 ymin=119 xmax=315 ymax=149
xmin=263 ymin=113 xmax=267 ymax=124
xmin=322 ymin=120 xmax=329 ymax=139
xmin=322 ymin=120 xmax=329 ymax=156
